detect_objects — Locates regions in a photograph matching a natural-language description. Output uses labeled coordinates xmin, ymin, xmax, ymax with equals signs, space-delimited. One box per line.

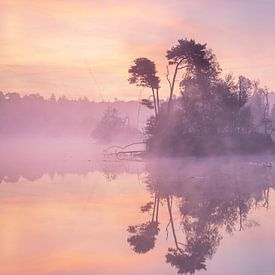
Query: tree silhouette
xmin=166 ymin=39 xmax=220 ymax=112
xmin=128 ymin=38 xmax=273 ymax=156
xmin=91 ymin=107 xmax=137 ymax=143
xmin=127 ymin=221 xmax=159 ymax=254
xmin=128 ymin=57 xmax=160 ymax=118
xmin=127 ymin=191 xmax=160 ymax=254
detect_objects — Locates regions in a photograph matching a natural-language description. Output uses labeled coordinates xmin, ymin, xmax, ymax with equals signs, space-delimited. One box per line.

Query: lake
xmin=1 ymin=140 xmax=275 ymax=275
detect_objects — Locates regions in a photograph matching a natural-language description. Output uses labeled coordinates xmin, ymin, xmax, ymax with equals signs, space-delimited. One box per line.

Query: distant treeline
xmin=0 ymin=92 xmax=151 ymax=137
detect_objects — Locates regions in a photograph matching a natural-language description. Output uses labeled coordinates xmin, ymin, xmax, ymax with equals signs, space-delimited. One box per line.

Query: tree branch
xmin=167 ymin=58 xmax=186 ymax=113
xmin=166 ymin=65 xmax=172 ymax=90
xmin=151 ymin=88 xmax=158 ymax=118
xmin=166 ymin=218 xmax=171 ymax=240
xmin=178 ymin=65 xmax=188 ymax=70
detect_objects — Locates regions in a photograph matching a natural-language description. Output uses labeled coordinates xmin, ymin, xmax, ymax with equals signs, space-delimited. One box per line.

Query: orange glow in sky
xmin=1 ymin=0 xmax=275 ymax=100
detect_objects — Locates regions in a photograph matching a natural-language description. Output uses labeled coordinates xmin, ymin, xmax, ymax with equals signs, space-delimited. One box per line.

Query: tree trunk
xmin=166 ymin=196 xmax=180 ymax=250
xmin=152 ymin=88 xmax=158 ymax=118
xmin=167 ymin=63 xmax=180 ymax=114
xmin=156 ymin=88 xmax=160 ymax=115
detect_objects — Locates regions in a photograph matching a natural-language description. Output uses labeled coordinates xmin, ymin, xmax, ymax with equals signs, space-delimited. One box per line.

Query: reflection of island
xmin=127 ymin=159 xmax=274 ymax=274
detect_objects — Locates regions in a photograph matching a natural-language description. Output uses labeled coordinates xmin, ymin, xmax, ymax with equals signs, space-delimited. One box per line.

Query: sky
xmin=1 ymin=0 xmax=275 ymax=101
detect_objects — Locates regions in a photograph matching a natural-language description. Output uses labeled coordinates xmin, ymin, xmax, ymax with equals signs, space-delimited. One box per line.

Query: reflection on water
xmin=1 ymin=147 xmax=275 ymax=274
xmin=127 ymin=160 xmax=275 ymax=274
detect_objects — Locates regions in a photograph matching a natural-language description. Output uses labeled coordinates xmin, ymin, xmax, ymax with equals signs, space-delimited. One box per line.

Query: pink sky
xmin=1 ymin=0 xmax=275 ymax=100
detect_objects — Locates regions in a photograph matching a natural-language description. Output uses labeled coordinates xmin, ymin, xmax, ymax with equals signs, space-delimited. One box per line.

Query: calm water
xmin=1 ymin=141 xmax=275 ymax=275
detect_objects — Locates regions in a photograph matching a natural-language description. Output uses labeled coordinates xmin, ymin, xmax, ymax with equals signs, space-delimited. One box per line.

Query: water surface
xmin=1 ymin=144 xmax=275 ymax=275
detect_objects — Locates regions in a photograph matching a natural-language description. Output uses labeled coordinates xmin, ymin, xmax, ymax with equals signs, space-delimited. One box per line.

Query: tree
xmin=129 ymin=38 xmax=273 ymax=156
xmin=166 ymin=39 xmax=221 ymax=113
xmin=271 ymin=104 xmax=275 ymax=131
xmin=128 ymin=57 xmax=160 ymax=118
xmin=260 ymin=88 xmax=272 ymax=135
xmin=249 ymin=85 xmax=272 ymax=135
xmin=91 ymin=107 xmax=125 ymax=143
xmin=237 ymin=76 xmax=252 ymax=107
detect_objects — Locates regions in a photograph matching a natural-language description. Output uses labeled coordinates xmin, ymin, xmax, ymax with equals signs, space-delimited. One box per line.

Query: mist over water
xmin=0 ymin=137 xmax=142 ymax=183
xmin=1 ymin=142 xmax=275 ymax=274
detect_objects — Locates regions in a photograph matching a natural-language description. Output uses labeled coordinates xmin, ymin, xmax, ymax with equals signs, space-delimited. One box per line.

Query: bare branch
xmin=178 ymin=65 xmax=188 ymax=70
xmin=177 ymin=57 xmax=185 ymax=67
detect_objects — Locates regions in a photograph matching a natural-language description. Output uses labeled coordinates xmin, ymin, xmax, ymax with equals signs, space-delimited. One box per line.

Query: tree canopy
xmin=128 ymin=57 xmax=160 ymax=89
xmin=128 ymin=38 xmax=274 ymax=156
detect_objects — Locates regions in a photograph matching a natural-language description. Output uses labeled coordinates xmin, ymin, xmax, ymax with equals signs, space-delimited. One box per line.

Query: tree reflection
xmin=127 ymin=191 xmax=160 ymax=253
xmin=127 ymin=221 xmax=159 ymax=253
xmin=127 ymin=158 xmax=275 ymax=274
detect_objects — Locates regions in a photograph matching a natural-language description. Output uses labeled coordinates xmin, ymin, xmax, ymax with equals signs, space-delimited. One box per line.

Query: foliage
xmin=167 ymin=39 xmax=221 ymax=81
xmin=128 ymin=58 xmax=160 ymax=89
xmin=137 ymin=38 xmax=274 ymax=156
xmin=127 ymin=221 xmax=159 ymax=254
xmin=129 ymin=57 xmax=160 ymax=118
xmin=91 ymin=107 xmax=131 ymax=143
